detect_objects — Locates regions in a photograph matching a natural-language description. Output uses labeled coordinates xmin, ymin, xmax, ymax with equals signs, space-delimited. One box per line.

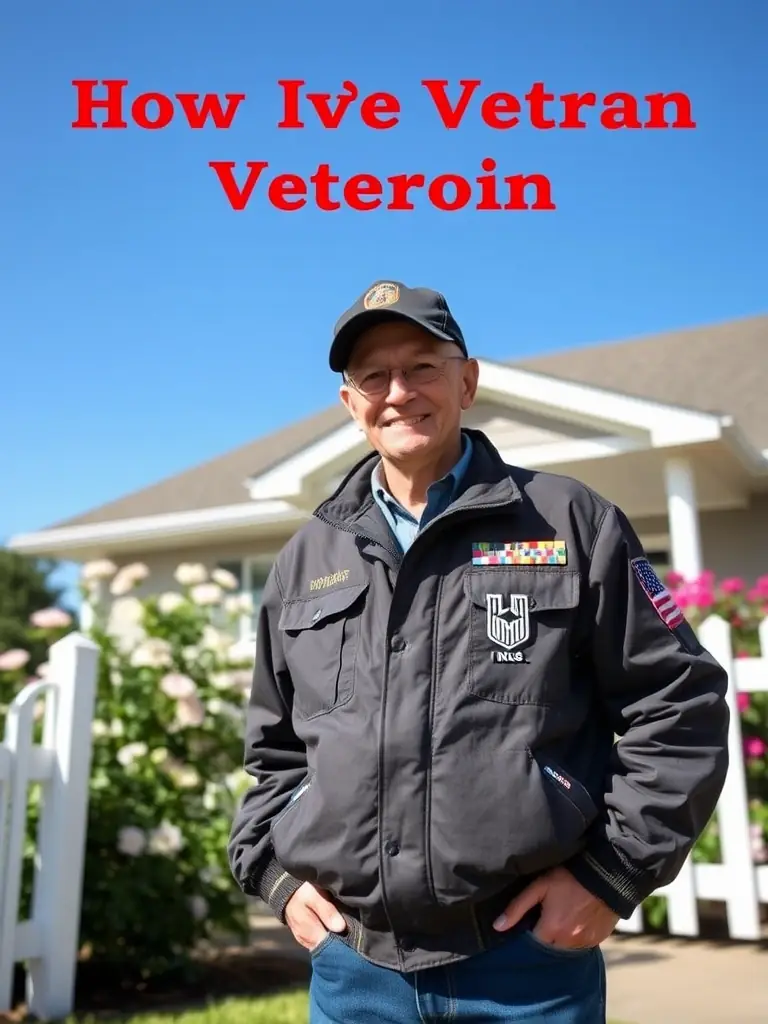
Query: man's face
xmin=339 ymin=320 xmax=479 ymax=464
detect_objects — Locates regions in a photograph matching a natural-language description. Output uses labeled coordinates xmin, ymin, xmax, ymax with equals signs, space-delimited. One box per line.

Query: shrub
xmin=641 ymin=570 xmax=768 ymax=930
xmin=0 ymin=559 xmax=255 ymax=979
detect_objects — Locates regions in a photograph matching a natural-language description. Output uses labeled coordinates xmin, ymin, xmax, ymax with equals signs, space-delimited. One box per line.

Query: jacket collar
xmin=313 ymin=428 xmax=523 ymax=531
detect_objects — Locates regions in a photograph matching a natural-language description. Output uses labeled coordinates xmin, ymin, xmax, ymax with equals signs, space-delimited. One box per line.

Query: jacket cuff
xmin=565 ymin=838 xmax=650 ymax=919
xmin=253 ymin=856 xmax=304 ymax=922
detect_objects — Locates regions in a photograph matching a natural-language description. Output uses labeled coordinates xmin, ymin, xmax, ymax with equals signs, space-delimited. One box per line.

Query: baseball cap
xmin=329 ymin=279 xmax=468 ymax=373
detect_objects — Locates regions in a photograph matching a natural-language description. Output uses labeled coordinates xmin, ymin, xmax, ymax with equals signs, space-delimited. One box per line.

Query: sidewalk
xmin=248 ymin=915 xmax=768 ymax=1023
xmin=602 ymin=932 xmax=768 ymax=1024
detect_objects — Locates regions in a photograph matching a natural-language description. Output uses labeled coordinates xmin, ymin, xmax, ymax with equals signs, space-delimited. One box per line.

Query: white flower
xmin=110 ymin=562 xmax=150 ymax=596
xmin=117 ymin=826 xmax=147 ymax=857
xmin=117 ymin=742 xmax=148 ymax=767
xmin=190 ymin=582 xmax=223 ymax=607
xmin=81 ymin=559 xmax=117 ymax=582
xmin=172 ymin=766 xmax=201 ymax=789
xmin=111 ymin=596 xmax=144 ymax=626
xmin=160 ymin=672 xmax=197 ymax=700
xmin=228 ymin=638 xmax=256 ymax=664
xmin=174 ymin=694 xmax=206 ymax=728
xmin=92 ymin=720 xmax=109 ymax=738
xmin=174 ymin=563 xmax=208 ymax=587
xmin=231 ymin=669 xmax=254 ymax=694
xmin=212 ymin=568 xmax=239 ymax=591
xmin=110 ymin=718 xmax=125 ymax=737
xmin=130 ymin=638 xmax=173 ymax=669
xmin=30 ymin=607 xmax=72 ymax=629
xmin=210 ymin=672 xmax=234 ymax=691
xmin=182 ymin=645 xmax=201 ymax=661
xmin=110 ymin=668 xmax=123 ymax=688
xmin=36 ymin=661 xmax=50 ymax=679
xmin=0 ymin=649 xmax=30 ymax=672
xmin=150 ymin=746 xmax=170 ymax=766
xmin=207 ymin=698 xmax=241 ymax=721
xmin=148 ymin=820 xmax=185 ymax=856
xmin=225 ymin=768 xmax=251 ymax=795
xmin=202 ymin=783 xmax=220 ymax=811
xmin=188 ymin=894 xmax=209 ymax=920
xmin=201 ymin=625 xmax=232 ymax=655
xmin=158 ymin=592 xmax=185 ymax=614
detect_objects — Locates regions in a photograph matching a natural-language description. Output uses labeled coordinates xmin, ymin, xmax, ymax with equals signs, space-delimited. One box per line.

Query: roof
xmin=516 ymin=313 xmax=768 ymax=448
xmin=52 ymin=312 xmax=768 ymax=530
xmin=51 ymin=404 xmax=349 ymax=528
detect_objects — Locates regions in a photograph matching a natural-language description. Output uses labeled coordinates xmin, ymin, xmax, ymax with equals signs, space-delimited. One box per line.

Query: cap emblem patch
xmin=363 ymin=282 xmax=400 ymax=309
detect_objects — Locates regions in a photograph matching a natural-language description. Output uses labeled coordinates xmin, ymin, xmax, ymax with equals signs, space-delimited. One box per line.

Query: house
xmin=9 ymin=312 xmax=768 ymax=644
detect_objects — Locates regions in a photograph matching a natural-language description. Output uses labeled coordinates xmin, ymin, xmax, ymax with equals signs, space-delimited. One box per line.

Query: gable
xmin=515 ymin=312 xmax=768 ymax=449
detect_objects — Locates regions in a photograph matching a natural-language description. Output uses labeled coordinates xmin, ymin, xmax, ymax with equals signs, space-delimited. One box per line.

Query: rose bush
xmin=641 ymin=569 xmax=768 ymax=929
xmin=0 ymin=559 xmax=256 ymax=978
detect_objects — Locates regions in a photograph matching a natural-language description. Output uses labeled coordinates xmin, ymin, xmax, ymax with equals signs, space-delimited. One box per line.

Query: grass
xmin=70 ymin=991 xmax=629 ymax=1024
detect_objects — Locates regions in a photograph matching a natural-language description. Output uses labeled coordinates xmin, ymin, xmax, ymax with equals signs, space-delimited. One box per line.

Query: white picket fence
xmin=617 ymin=614 xmax=768 ymax=940
xmin=0 ymin=615 xmax=765 ymax=1018
xmin=0 ymin=633 xmax=98 ymax=1020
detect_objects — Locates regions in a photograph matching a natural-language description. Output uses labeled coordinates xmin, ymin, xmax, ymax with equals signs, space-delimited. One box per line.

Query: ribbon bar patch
xmin=472 ymin=541 xmax=567 ymax=566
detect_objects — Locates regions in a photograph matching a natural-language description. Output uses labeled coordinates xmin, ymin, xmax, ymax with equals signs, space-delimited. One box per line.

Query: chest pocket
xmin=464 ymin=568 xmax=580 ymax=706
xmin=279 ymin=582 xmax=368 ymax=720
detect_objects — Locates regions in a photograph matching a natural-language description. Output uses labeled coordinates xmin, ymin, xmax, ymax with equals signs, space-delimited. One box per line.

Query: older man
xmin=229 ymin=281 xmax=730 ymax=1023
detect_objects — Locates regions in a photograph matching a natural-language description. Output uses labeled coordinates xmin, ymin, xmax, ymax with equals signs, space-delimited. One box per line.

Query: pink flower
xmin=0 ymin=649 xmax=31 ymax=672
xmin=692 ymin=588 xmax=716 ymax=610
xmin=720 ymin=577 xmax=745 ymax=595
xmin=665 ymin=571 xmax=685 ymax=589
xmin=695 ymin=570 xmax=716 ymax=588
xmin=674 ymin=580 xmax=715 ymax=611
xmin=737 ymin=692 xmax=750 ymax=713
xmin=30 ymin=607 xmax=72 ymax=629
xmin=751 ymin=575 xmax=768 ymax=598
xmin=744 ymin=737 xmax=766 ymax=760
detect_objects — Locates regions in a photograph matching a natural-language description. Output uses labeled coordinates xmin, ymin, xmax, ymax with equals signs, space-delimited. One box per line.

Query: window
xmin=216 ymin=557 xmax=274 ymax=641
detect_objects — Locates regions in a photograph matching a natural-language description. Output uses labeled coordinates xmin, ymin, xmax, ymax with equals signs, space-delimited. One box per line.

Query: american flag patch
xmin=472 ymin=541 xmax=567 ymax=566
xmin=631 ymin=557 xmax=685 ymax=630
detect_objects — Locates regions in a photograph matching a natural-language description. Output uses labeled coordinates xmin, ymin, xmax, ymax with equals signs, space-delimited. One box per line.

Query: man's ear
xmin=339 ymin=382 xmax=356 ymax=419
xmin=460 ymin=358 xmax=480 ymax=411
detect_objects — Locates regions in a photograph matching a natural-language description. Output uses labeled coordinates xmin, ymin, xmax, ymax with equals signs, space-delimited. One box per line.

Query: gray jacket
xmin=228 ymin=429 xmax=729 ymax=971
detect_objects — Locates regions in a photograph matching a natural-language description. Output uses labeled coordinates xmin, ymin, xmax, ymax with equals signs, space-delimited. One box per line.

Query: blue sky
xmin=3 ymin=1 xmax=766 ymax=599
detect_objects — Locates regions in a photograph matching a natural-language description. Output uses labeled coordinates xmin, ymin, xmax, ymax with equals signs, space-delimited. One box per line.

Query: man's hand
xmin=492 ymin=867 xmax=620 ymax=950
xmin=284 ymin=882 xmax=348 ymax=952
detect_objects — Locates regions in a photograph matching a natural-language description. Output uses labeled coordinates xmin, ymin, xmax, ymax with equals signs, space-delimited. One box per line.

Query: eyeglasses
xmin=344 ymin=356 xmax=467 ymax=397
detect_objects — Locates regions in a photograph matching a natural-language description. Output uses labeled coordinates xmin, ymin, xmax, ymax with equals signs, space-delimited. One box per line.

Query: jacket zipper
xmin=272 ymin=774 xmax=314 ymax=830
xmin=315 ymin=495 xmax=518 ymax=912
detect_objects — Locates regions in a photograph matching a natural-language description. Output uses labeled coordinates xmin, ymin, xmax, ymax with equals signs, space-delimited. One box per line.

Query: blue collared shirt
xmin=371 ymin=432 xmax=473 ymax=553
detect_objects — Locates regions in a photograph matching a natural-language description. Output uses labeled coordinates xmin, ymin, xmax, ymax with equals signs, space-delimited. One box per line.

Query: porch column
xmin=663 ymin=457 xmax=703 ymax=580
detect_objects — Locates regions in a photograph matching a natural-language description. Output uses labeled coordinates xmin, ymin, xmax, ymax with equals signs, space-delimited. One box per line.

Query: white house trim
xmin=664 ymin=457 xmax=703 ymax=579
xmin=7 ymin=500 xmax=310 ymax=557
xmin=245 ymin=362 xmax=748 ymax=504
xmin=497 ymin=435 xmax=643 ymax=469
xmin=248 ymin=420 xmax=366 ymax=500
xmin=476 ymin=361 xmax=727 ymax=446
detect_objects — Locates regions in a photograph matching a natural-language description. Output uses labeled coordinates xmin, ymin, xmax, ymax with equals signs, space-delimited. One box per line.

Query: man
xmin=229 ymin=280 xmax=730 ymax=1023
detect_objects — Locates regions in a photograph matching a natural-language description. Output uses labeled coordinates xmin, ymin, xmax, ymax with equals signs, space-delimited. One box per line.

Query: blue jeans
xmin=308 ymin=928 xmax=606 ymax=1023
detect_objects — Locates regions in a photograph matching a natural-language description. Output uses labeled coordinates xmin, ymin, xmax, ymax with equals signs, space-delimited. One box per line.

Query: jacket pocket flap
xmin=279 ymin=583 xmax=369 ymax=632
xmin=465 ymin=568 xmax=580 ymax=612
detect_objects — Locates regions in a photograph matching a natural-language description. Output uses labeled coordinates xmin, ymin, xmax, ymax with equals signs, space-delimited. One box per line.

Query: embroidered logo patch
xmin=472 ymin=541 xmax=567 ymax=566
xmin=631 ymin=557 xmax=684 ymax=630
xmin=486 ymin=594 xmax=529 ymax=661
xmin=309 ymin=570 xmax=350 ymax=591
xmin=363 ymin=282 xmax=399 ymax=309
